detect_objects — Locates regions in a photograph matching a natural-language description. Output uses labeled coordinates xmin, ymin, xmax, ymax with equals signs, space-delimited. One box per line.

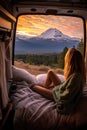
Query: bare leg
xmin=45 ymin=70 xmax=61 ymax=88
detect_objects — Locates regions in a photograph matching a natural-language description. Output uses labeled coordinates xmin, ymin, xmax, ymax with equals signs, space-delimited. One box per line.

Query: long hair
xmin=64 ymin=48 xmax=86 ymax=82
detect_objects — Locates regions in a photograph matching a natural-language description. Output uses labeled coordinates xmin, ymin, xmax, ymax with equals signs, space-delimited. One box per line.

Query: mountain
xmin=38 ymin=28 xmax=70 ymax=40
xmin=38 ymin=28 xmax=80 ymax=41
xmin=15 ymin=28 xmax=80 ymax=54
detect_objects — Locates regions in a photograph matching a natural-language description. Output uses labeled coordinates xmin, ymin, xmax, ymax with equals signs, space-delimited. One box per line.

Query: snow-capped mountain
xmin=15 ymin=28 xmax=80 ymax=54
xmin=38 ymin=28 xmax=80 ymax=41
xmin=16 ymin=28 xmax=80 ymax=41
xmin=38 ymin=28 xmax=68 ymax=40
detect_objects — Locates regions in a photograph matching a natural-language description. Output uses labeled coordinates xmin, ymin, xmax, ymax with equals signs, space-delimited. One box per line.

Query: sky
xmin=16 ymin=15 xmax=84 ymax=38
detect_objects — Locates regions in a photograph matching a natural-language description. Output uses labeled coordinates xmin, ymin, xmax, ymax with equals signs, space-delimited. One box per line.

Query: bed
xmin=9 ymin=66 xmax=87 ymax=130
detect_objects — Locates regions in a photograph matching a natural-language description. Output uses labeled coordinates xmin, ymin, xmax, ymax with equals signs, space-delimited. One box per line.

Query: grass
xmin=14 ymin=60 xmax=64 ymax=75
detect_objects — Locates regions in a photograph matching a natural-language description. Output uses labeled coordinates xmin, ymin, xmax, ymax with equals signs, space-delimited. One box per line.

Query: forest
xmin=15 ymin=39 xmax=84 ymax=70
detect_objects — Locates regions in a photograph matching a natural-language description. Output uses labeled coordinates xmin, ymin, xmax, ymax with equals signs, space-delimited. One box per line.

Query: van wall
xmin=0 ymin=5 xmax=16 ymax=109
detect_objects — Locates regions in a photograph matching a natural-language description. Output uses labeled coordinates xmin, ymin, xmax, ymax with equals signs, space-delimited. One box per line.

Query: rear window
xmin=14 ymin=15 xmax=84 ymax=75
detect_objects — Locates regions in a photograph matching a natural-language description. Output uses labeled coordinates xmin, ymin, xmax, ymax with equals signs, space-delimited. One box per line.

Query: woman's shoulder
xmin=67 ymin=72 xmax=84 ymax=86
xmin=69 ymin=72 xmax=83 ymax=79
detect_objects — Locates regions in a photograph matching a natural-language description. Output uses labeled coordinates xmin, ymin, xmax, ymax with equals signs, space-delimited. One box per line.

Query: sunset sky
xmin=16 ymin=15 xmax=84 ymax=38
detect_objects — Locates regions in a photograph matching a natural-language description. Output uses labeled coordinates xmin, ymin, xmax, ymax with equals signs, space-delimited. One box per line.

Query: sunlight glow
xmin=16 ymin=15 xmax=84 ymax=39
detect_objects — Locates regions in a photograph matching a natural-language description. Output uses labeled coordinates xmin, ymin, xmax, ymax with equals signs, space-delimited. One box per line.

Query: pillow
xmin=12 ymin=66 xmax=36 ymax=84
xmin=36 ymin=73 xmax=64 ymax=86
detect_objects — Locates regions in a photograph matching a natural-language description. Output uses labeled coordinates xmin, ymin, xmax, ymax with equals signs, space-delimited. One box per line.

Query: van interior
xmin=0 ymin=0 xmax=87 ymax=130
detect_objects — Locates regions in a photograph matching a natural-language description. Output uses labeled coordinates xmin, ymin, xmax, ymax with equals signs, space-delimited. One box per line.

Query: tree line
xmin=15 ymin=39 xmax=84 ymax=69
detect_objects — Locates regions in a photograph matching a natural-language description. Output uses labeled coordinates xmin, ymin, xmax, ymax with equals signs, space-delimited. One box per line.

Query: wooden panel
xmin=0 ymin=17 xmax=11 ymax=30
xmin=0 ymin=5 xmax=16 ymax=22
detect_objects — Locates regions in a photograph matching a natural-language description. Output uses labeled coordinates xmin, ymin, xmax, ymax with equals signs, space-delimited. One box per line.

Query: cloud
xmin=17 ymin=15 xmax=83 ymax=38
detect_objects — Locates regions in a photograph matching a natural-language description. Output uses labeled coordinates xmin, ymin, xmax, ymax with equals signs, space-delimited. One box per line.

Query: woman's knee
xmin=47 ymin=70 xmax=54 ymax=76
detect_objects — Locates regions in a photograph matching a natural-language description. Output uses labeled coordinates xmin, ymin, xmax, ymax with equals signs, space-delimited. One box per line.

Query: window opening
xmin=14 ymin=15 xmax=84 ymax=75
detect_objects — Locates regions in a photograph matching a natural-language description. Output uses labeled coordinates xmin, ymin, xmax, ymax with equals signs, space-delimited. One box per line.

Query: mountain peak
xmin=45 ymin=28 xmax=62 ymax=33
xmin=39 ymin=28 xmax=63 ymax=39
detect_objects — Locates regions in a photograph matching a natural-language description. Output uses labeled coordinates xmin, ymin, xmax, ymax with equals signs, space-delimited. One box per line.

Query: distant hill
xmin=15 ymin=28 xmax=80 ymax=54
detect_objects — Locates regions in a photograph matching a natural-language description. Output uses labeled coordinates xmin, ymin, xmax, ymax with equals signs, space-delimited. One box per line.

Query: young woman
xmin=31 ymin=48 xmax=86 ymax=114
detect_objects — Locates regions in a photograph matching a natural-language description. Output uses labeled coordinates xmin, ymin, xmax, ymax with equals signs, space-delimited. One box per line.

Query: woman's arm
xmin=31 ymin=85 xmax=54 ymax=100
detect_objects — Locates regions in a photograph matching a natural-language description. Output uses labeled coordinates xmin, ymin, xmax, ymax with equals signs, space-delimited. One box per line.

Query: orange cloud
xmin=17 ymin=15 xmax=83 ymax=38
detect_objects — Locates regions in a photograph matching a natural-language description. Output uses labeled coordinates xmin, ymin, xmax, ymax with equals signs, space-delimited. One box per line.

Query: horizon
xmin=16 ymin=27 xmax=81 ymax=39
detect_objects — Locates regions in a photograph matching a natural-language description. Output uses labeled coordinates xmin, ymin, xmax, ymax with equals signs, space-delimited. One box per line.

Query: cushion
xmin=12 ymin=66 xmax=36 ymax=84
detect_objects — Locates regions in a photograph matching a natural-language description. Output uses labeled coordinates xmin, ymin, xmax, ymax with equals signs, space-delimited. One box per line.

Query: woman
xmin=31 ymin=48 xmax=86 ymax=114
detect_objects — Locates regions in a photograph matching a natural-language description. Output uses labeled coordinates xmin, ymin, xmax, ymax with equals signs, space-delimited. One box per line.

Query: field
xmin=14 ymin=60 xmax=64 ymax=76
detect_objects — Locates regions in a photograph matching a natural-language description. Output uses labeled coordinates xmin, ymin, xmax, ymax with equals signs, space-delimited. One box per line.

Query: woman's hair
xmin=64 ymin=48 xmax=86 ymax=82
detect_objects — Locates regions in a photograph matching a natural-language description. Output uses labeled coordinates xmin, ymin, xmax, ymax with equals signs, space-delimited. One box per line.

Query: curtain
xmin=0 ymin=42 xmax=9 ymax=109
xmin=5 ymin=40 xmax=12 ymax=80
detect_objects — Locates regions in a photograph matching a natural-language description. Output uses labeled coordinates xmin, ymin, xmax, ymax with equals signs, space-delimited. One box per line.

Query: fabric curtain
xmin=5 ymin=40 xmax=12 ymax=80
xmin=0 ymin=42 xmax=9 ymax=109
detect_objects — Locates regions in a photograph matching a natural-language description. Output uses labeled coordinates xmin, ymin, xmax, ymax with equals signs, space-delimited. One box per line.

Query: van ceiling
xmin=1 ymin=0 xmax=87 ymax=7
xmin=0 ymin=0 xmax=87 ymax=18
xmin=8 ymin=0 xmax=87 ymax=3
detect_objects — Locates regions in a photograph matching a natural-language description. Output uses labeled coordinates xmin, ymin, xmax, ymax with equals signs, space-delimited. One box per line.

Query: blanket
xmin=10 ymin=66 xmax=87 ymax=130
xmin=10 ymin=81 xmax=87 ymax=130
